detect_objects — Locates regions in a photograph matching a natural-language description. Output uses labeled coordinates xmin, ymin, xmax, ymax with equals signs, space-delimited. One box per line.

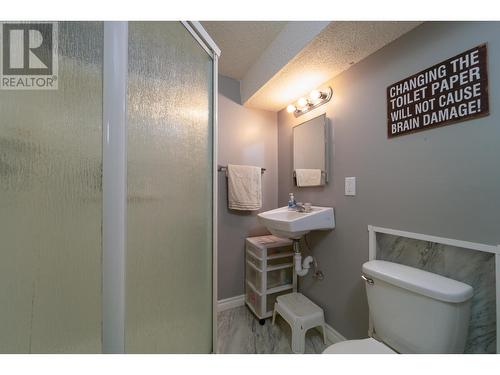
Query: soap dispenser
xmin=288 ymin=193 xmax=296 ymax=210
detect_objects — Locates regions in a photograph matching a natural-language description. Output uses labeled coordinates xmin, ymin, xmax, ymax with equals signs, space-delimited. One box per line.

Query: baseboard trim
xmin=317 ymin=323 xmax=347 ymax=345
xmin=217 ymin=294 xmax=245 ymax=312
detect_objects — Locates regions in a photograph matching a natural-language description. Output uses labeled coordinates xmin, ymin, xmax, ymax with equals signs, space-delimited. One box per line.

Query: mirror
xmin=293 ymin=114 xmax=328 ymax=187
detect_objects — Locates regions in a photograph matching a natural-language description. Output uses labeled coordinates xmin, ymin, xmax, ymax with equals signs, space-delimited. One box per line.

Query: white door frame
xmin=102 ymin=21 xmax=128 ymax=354
xmin=181 ymin=20 xmax=221 ymax=354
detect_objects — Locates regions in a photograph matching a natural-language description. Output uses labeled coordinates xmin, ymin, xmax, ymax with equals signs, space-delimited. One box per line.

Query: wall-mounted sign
xmin=387 ymin=44 xmax=489 ymax=138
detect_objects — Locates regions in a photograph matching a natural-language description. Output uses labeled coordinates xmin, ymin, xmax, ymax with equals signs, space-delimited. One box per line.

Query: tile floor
xmin=217 ymin=305 xmax=328 ymax=354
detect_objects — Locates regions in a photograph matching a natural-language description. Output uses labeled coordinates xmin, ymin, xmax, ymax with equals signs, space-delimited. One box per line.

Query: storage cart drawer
xmin=246 ymin=281 xmax=293 ymax=318
xmin=246 ymin=261 xmax=293 ymax=291
xmin=245 ymin=282 xmax=263 ymax=317
xmin=246 ymin=243 xmax=293 ymax=260
xmin=267 ymin=267 xmax=293 ymax=289
xmin=245 ymin=261 xmax=263 ymax=291
xmin=246 ymin=251 xmax=293 ymax=270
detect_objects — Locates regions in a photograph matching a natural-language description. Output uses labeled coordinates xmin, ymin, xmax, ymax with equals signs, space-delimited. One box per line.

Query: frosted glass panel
xmin=0 ymin=22 xmax=103 ymax=353
xmin=127 ymin=22 xmax=213 ymax=353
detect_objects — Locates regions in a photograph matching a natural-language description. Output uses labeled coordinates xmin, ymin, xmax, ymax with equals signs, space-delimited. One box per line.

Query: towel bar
xmin=218 ymin=165 xmax=266 ymax=174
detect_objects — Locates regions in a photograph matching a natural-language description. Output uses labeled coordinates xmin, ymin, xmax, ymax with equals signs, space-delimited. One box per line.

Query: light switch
xmin=345 ymin=177 xmax=356 ymax=196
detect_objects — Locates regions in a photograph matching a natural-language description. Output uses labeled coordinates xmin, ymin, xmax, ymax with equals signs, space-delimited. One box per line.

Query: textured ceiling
xmin=244 ymin=21 xmax=422 ymax=111
xmin=201 ymin=21 xmax=287 ymax=80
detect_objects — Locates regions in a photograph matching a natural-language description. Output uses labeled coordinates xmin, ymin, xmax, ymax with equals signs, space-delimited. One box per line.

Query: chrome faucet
xmin=295 ymin=202 xmax=306 ymax=212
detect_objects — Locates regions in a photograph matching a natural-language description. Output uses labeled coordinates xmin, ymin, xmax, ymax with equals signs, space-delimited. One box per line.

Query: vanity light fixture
xmin=297 ymin=97 xmax=309 ymax=108
xmin=287 ymin=87 xmax=333 ymax=117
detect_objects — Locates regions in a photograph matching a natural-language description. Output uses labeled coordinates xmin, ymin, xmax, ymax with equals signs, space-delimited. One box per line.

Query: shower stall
xmin=0 ymin=21 xmax=219 ymax=353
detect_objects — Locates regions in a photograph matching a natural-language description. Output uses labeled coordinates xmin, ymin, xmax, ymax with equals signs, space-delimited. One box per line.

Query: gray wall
xmin=277 ymin=22 xmax=500 ymax=339
xmin=218 ymin=75 xmax=278 ymax=300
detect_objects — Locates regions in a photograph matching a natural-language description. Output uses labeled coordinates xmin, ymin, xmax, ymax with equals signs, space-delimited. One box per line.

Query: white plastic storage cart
xmin=245 ymin=235 xmax=297 ymax=325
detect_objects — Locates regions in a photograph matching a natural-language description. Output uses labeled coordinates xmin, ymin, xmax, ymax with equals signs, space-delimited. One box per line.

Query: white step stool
xmin=272 ymin=292 xmax=326 ymax=354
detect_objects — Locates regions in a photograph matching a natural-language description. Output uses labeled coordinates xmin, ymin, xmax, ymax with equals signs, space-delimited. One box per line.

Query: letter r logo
xmin=2 ymin=23 xmax=53 ymax=75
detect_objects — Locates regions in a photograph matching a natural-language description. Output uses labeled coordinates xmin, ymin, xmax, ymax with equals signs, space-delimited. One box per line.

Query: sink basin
xmin=257 ymin=206 xmax=335 ymax=239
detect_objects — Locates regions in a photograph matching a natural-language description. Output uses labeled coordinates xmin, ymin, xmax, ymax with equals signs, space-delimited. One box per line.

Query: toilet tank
xmin=362 ymin=260 xmax=473 ymax=354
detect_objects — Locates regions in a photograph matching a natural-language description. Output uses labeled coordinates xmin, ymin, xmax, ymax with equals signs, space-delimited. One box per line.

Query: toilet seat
xmin=322 ymin=338 xmax=396 ymax=354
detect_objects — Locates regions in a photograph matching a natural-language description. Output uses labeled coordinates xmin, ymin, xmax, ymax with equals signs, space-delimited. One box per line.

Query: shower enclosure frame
xmin=102 ymin=21 xmax=220 ymax=354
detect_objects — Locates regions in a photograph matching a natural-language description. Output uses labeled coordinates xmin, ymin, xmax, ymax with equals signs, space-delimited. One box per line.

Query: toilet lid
xmin=322 ymin=338 xmax=396 ymax=354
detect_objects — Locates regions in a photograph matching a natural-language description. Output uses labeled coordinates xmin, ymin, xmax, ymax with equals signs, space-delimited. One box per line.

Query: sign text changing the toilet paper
xmin=386 ymin=44 xmax=489 ymax=138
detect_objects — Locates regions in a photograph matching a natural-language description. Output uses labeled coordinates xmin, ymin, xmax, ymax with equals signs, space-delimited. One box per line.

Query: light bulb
xmin=297 ymin=97 xmax=308 ymax=107
xmin=286 ymin=104 xmax=296 ymax=113
xmin=310 ymin=89 xmax=322 ymax=100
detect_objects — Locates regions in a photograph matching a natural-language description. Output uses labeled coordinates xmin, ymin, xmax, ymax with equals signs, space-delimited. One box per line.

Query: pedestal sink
xmin=257 ymin=206 xmax=335 ymax=240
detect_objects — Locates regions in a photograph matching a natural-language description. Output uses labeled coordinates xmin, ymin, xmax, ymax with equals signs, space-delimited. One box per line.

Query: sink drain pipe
xmin=293 ymin=239 xmax=313 ymax=277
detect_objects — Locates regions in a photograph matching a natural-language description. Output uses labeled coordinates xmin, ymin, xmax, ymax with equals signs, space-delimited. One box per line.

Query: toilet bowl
xmin=323 ymin=260 xmax=473 ymax=354
xmin=323 ymin=337 xmax=395 ymax=354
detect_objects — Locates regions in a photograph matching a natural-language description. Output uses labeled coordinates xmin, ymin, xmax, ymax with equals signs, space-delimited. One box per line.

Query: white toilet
xmin=323 ymin=260 xmax=474 ymax=354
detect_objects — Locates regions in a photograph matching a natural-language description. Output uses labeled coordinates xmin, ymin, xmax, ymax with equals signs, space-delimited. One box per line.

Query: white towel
xmin=227 ymin=164 xmax=262 ymax=211
xmin=295 ymin=169 xmax=322 ymax=187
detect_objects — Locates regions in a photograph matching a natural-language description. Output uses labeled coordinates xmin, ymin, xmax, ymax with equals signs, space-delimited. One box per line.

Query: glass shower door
xmin=126 ymin=22 xmax=213 ymax=353
xmin=0 ymin=22 xmax=103 ymax=353
xmin=0 ymin=21 xmax=214 ymax=353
